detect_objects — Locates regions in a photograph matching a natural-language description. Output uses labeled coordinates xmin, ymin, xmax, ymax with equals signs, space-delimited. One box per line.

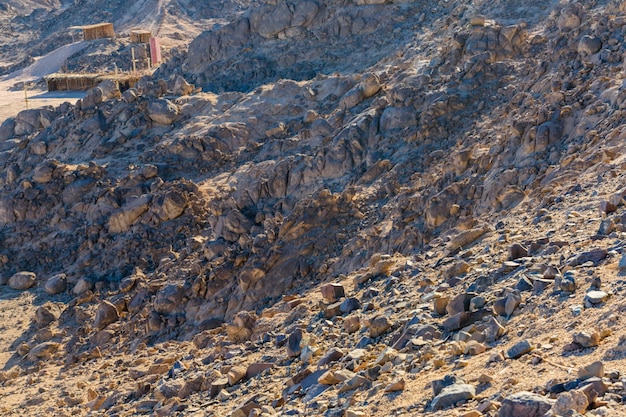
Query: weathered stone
xmin=35 ymin=304 xmax=60 ymax=327
xmin=94 ymin=300 xmax=119 ymax=331
xmin=506 ymin=339 xmax=534 ymax=359
xmin=447 ymin=225 xmax=490 ymax=252
xmin=433 ymin=294 xmax=449 ymax=315
xmin=619 ymin=254 xmax=626 ymax=271
xmin=464 ymin=340 xmax=486 ymax=356
xmin=227 ymin=365 xmax=247 ymax=386
xmin=73 ymin=278 xmax=93 ymax=295
xmin=584 ymin=290 xmax=609 ymax=305
xmin=578 ymin=377 xmax=608 ymax=402
xmin=8 ymin=271 xmax=36 ymax=290
xmin=483 ymin=316 xmax=506 ymax=343
xmin=44 ymin=273 xmax=67 ymax=295
xmin=578 ymin=35 xmax=602 ymax=57
xmin=369 ymin=316 xmax=393 ymax=338
xmin=321 ymin=283 xmax=345 ymax=302
xmin=568 ymin=249 xmax=607 ymax=267
xmin=338 ymin=374 xmax=370 ymax=393
xmin=573 ymin=331 xmax=600 ymax=348
xmin=160 ymin=190 xmax=187 ymax=221
xmin=27 ymin=342 xmax=60 ymax=361
xmin=209 ymin=377 xmax=229 ymax=398
xmin=343 ymin=314 xmax=361 ymax=333
xmin=446 ymin=292 xmax=475 ymax=316
xmin=317 ymin=348 xmax=344 ymax=367
xmin=431 ymin=375 xmax=463 ymax=396
xmin=340 ymin=297 xmax=361 ymax=314
xmin=246 ymin=362 xmax=274 ymax=379
xmin=324 ymin=301 xmax=342 ymax=318
xmin=509 ymin=243 xmax=528 ymax=260
xmin=430 ymin=383 xmax=475 ymax=411
xmin=147 ymin=99 xmax=179 ymax=125
xmin=108 ymin=194 xmax=151 ymax=233
xmin=577 ymin=361 xmax=604 ymax=380
xmin=153 ymin=283 xmax=187 ymax=315
xmin=318 ymin=369 xmax=354 ymax=385
xmin=384 ymin=378 xmax=405 ymax=392
xmin=499 ymin=391 xmax=554 ymax=417
xmin=287 ymin=329 xmax=303 ymax=357
xmin=551 ymin=389 xmax=589 ymax=416
xmin=442 ymin=311 xmax=469 ymax=332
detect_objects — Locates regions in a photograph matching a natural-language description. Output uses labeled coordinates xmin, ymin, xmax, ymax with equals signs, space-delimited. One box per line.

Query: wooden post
xmin=131 ymin=47 xmax=137 ymax=74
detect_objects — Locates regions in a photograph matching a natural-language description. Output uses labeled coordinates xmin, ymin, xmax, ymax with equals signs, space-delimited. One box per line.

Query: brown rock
xmin=369 ymin=316 xmax=393 ymax=338
xmin=318 ymin=369 xmax=354 ymax=385
xmin=27 ymin=342 xmax=60 ymax=361
xmin=384 ymin=378 xmax=405 ymax=392
xmin=321 ymin=283 xmax=345 ymax=302
xmin=442 ymin=311 xmax=469 ymax=332
xmin=573 ymin=331 xmax=600 ymax=348
xmin=227 ymin=365 xmax=247 ymax=386
xmin=578 ymin=361 xmax=604 ymax=380
xmin=343 ymin=314 xmax=361 ymax=333
xmin=509 ymin=243 xmax=528 ymax=260
xmin=551 ymin=389 xmax=589 ymax=416
xmin=94 ymin=300 xmax=120 ymax=331
xmin=210 ymin=377 xmax=229 ymax=398
xmin=35 ymin=303 xmax=60 ymax=327
xmin=317 ymin=348 xmax=344 ymax=367
xmin=433 ymin=294 xmax=449 ymax=316
xmin=246 ymin=362 xmax=274 ymax=379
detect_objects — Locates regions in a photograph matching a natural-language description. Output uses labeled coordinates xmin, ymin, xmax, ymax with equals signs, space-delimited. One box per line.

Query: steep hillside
xmin=1 ymin=1 xmax=626 ymax=417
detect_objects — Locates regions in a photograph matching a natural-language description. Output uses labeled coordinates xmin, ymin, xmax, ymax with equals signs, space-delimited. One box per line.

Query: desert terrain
xmin=0 ymin=1 xmax=626 ymax=417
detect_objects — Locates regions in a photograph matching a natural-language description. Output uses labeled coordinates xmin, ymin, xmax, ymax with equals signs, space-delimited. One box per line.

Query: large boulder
xmin=8 ymin=271 xmax=36 ymax=290
xmin=148 ymin=99 xmax=179 ymax=125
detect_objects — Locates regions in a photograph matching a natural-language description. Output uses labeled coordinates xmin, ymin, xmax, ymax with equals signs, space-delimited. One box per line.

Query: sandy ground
xmin=0 ymin=42 xmax=88 ymax=124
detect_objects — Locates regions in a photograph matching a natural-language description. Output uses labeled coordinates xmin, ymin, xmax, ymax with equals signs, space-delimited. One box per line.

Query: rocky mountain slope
xmin=1 ymin=0 xmax=626 ymax=416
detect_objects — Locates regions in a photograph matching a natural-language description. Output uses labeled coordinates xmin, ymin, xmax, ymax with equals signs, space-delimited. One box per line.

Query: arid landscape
xmin=1 ymin=1 xmax=626 ymax=416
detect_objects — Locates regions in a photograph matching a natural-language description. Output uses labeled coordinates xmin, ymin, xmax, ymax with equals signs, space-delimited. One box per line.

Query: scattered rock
xmin=384 ymin=378 xmax=405 ymax=392
xmin=147 ymin=99 xmax=179 ymax=125
xmin=320 ymin=283 xmax=345 ymax=302
xmin=506 ymin=339 xmax=534 ymax=359
xmin=578 ymin=361 xmax=604 ymax=380
xmin=430 ymin=383 xmax=475 ymax=411
xmin=227 ymin=365 xmax=247 ymax=386
xmin=573 ymin=331 xmax=600 ymax=348
xmin=551 ymin=389 xmax=589 ymax=416
xmin=369 ymin=316 xmax=393 ymax=338
xmin=498 ymin=391 xmax=554 ymax=417
xmin=35 ymin=303 xmax=60 ymax=327
xmin=584 ymin=290 xmax=609 ymax=305
xmin=94 ymin=300 xmax=120 ymax=331
xmin=509 ymin=243 xmax=528 ymax=260
xmin=44 ymin=273 xmax=67 ymax=295
xmin=8 ymin=271 xmax=36 ymax=290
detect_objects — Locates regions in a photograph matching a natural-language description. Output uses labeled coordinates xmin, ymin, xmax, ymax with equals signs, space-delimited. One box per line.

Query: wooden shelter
xmin=130 ymin=29 xmax=152 ymax=44
xmin=72 ymin=23 xmax=115 ymax=41
xmin=45 ymin=73 xmax=140 ymax=92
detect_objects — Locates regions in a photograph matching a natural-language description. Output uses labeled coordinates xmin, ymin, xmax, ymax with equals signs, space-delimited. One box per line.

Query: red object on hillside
xmin=150 ymin=37 xmax=162 ymax=66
